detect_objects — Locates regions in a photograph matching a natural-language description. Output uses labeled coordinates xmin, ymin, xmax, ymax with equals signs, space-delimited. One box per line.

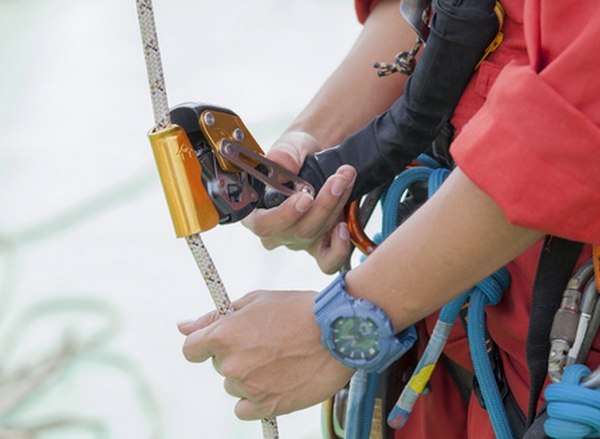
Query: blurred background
xmin=0 ymin=0 xmax=362 ymax=438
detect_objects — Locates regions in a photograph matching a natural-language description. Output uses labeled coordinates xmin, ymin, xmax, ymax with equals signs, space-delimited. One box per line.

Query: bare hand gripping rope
xmin=135 ymin=1 xmax=313 ymax=438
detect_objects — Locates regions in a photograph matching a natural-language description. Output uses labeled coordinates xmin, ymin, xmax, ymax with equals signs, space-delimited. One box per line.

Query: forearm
xmin=345 ymin=167 xmax=544 ymax=331
xmin=282 ymin=0 xmax=415 ymax=149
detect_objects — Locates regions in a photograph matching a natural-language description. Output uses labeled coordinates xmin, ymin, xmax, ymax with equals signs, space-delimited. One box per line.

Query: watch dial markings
xmin=331 ymin=317 xmax=380 ymax=362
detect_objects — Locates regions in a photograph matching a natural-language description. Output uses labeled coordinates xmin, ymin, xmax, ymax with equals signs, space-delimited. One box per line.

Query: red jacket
xmin=353 ymin=1 xmax=600 ymax=438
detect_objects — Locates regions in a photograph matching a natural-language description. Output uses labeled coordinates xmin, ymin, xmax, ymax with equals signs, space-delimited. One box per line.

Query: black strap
xmin=505 ymin=390 xmax=527 ymax=438
xmin=441 ymin=354 xmax=474 ymax=403
xmin=525 ymin=236 xmax=583 ymax=425
xmin=522 ymin=405 xmax=549 ymax=439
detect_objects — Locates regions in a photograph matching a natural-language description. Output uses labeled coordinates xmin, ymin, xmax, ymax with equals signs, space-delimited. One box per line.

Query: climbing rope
xmin=134 ymin=1 xmax=279 ymax=438
xmin=544 ymin=364 xmax=600 ymax=438
xmin=466 ymin=270 xmax=513 ymax=439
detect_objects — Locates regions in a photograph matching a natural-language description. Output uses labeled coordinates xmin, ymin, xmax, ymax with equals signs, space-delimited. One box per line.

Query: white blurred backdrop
xmin=0 ymin=0 xmax=361 ymax=438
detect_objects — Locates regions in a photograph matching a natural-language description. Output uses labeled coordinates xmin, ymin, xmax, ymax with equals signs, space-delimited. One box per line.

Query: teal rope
xmin=345 ymin=371 xmax=379 ymax=439
xmin=544 ymin=364 xmax=600 ymax=439
xmin=345 ymin=156 xmax=436 ymax=439
xmin=466 ymin=270 xmax=513 ymax=439
xmin=380 ymin=155 xmax=440 ymax=236
xmin=386 ymin=162 xmax=514 ymax=438
xmin=388 ymin=291 xmax=469 ymax=429
xmin=382 ymin=167 xmax=433 ymax=238
xmin=388 ymin=269 xmax=511 ymax=432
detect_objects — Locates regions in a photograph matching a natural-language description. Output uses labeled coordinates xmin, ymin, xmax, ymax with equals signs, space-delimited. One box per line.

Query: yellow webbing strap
xmin=474 ymin=1 xmax=505 ymax=70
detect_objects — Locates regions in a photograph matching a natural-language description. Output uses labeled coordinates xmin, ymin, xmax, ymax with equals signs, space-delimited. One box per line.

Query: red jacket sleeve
xmin=355 ymin=0 xmax=381 ymax=23
xmin=451 ymin=0 xmax=600 ymax=244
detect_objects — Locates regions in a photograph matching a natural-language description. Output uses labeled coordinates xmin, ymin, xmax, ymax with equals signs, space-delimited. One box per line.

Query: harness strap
xmin=526 ymin=236 xmax=584 ymax=425
xmin=522 ymin=407 xmax=549 ymax=439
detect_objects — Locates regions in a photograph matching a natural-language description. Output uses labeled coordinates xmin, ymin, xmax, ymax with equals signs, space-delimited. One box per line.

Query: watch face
xmin=331 ymin=316 xmax=380 ymax=361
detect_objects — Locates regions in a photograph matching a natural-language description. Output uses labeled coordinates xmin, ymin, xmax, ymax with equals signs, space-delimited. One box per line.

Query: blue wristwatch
xmin=313 ymin=272 xmax=417 ymax=374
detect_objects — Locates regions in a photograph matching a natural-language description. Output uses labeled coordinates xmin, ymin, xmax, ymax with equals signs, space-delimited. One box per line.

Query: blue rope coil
xmin=544 ymin=364 xmax=600 ymax=439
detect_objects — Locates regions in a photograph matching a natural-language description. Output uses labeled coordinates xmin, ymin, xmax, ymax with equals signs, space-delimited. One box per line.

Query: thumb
xmin=266 ymin=147 xmax=302 ymax=174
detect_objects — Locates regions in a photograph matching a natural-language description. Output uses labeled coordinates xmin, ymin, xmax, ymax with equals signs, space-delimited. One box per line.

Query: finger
xmin=292 ymin=166 xmax=356 ymax=242
xmin=176 ymin=310 xmax=220 ymax=335
xmin=242 ymin=191 xmax=314 ymax=241
xmin=181 ymin=325 xmax=217 ymax=363
xmin=234 ymin=398 xmax=272 ymax=421
xmin=223 ymin=377 xmax=244 ymax=398
xmin=180 ymin=297 xmax=257 ymax=363
xmin=267 ymin=131 xmax=322 ymax=171
xmin=257 ymin=167 xmax=355 ymax=251
xmin=265 ymin=148 xmax=301 ymax=174
xmin=313 ymin=222 xmax=352 ymax=275
xmin=304 ymin=165 xmax=356 ymax=224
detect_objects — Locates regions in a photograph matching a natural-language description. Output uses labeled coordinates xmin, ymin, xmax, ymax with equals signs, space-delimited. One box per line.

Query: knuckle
xmin=260 ymin=237 xmax=280 ymax=251
xmin=249 ymin=221 xmax=270 ymax=237
xmin=181 ymin=339 xmax=199 ymax=361
xmin=294 ymin=224 xmax=320 ymax=242
xmin=219 ymin=360 xmax=243 ymax=379
xmin=320 ymin=264 xmax=338 ymax=276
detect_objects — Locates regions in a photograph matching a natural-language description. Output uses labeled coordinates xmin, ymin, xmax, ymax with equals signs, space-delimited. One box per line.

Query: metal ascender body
xmin=148 ymin=102 xmax=314 ymax=237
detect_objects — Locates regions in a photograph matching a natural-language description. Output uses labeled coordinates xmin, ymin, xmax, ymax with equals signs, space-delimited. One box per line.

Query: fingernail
xmin=331 ymin=177 xmax=346 ymax=196
xmin=340 ymin=168 xmax=356 ymax=188
xmin=176 ymin=318 xmax=196 ymax=328
xmin=295 ymin=193 xmax=313 ymax=213
xmin=338 ymin=222 xmax=350 ymax=241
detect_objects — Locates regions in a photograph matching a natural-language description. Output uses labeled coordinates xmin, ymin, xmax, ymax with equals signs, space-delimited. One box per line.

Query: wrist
xmin=269 ymin=130 xmax=324 ymax=169
xmin=313 ymin=272 xmax=417 ymax=373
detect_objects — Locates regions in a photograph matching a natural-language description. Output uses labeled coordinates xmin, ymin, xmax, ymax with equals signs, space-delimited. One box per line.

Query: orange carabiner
xmin=593 ymin=244 xmax=600 ymax=293
xmin=346 ymin=200 xmax=377 ymax=256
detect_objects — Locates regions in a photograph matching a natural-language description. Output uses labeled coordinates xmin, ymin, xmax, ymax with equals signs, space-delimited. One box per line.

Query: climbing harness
xmin=386 ymin=161 xmax=513 ymax=439
xmin=316 ymin=1 xmax=509 ymax=436
xmin=135 ymin=2 xmax=315 ymax=438
xmin=341 ymin=181 xmax=600 ymax=439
